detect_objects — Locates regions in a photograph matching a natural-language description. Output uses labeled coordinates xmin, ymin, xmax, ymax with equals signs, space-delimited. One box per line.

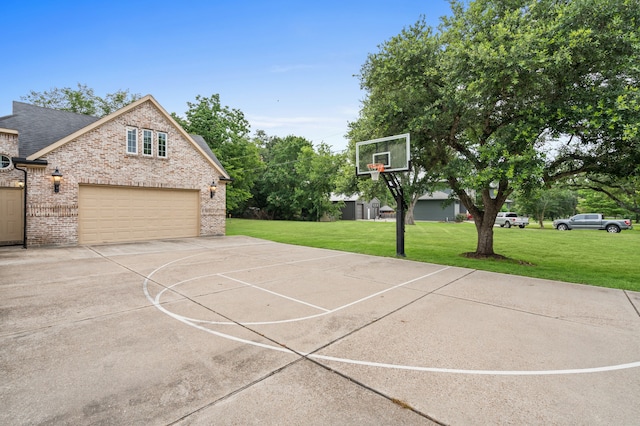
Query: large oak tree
xmin=353 ymin=0 xmax=640 ymax=257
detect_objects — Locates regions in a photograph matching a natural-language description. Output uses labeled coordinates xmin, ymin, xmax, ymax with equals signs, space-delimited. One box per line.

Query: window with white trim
xmin=157 ymin=132 xmax=167 ymax=158
xmin=126 ymin=128 xmax=138 ymax=154
xmin=143 ymin=129 xmax=153 ymax=156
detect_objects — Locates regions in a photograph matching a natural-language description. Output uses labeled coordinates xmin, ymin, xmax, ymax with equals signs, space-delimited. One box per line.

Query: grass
xmin=226 ymin=218 xmax=640 ymax=292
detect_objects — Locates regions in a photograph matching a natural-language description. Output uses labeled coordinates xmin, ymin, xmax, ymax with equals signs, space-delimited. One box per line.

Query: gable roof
xmin=330 ymin=194 xmax=381 ymax=203
xmin=189 ymin=134 xmax=227 ymax=178
xmin=0 ymin=101 xmax=100 ymax=157
xmin=0 ymin=95 xmax=229 ymax=179
xmin=418 ymin=190 xmax=456 ymax=201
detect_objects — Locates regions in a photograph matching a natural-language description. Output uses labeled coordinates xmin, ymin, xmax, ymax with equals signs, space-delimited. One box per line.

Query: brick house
xmin=0 ymin=95 xmax=230 ymax=247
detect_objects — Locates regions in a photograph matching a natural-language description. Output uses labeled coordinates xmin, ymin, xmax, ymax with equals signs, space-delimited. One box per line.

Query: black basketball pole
xmin=382 ymin=173 xmax=406 ymax=257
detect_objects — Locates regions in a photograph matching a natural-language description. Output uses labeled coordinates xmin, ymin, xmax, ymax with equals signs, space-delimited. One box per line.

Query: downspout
xmin=11 ymin=158 xmax=48 ymax=249
xmin=218 ymin=176 xmax=234 ymax=217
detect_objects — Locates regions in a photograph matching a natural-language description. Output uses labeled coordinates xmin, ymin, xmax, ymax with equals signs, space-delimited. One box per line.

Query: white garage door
xmin=78 ymin=185 xmax=199 ymax=244
xmin=0 ymin=187 xmax=23 ymax=245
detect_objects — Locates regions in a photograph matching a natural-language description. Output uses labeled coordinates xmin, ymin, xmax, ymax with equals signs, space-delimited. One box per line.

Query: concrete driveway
xmin=1 ymin=236 xmax=639 ymax=425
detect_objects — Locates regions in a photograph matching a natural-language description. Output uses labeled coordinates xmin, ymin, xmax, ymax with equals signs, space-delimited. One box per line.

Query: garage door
xmin=78 ymin=186 xmax=199 ymax=244
xmin=0 ymin=187 xmax=23 ymax=245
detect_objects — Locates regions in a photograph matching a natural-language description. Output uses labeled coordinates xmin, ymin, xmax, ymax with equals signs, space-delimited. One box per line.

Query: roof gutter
xmin=12 ymin=157 xmax=48 ymax=167
xmin=11 ymin=157 xmax=48 ymax=249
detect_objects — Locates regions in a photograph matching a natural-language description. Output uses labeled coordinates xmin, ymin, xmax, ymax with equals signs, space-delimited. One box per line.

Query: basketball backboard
xmin=355 ymin=133 xmax=410 ymax=176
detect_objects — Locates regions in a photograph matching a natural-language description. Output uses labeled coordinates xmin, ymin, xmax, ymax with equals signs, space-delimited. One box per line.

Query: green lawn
xmin=226 ymin=219 xmax=640 ymax=291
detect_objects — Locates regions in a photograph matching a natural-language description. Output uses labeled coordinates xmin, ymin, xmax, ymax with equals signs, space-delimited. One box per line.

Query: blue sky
xmin=2 ymin=1 xmax=452 ymax=152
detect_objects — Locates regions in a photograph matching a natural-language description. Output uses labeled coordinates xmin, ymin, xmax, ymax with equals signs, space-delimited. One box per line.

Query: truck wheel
xmin=606 ymin=224 xmax=620 ymax=233
xmin=504 ymin=221 xmax=511 ymax=228
xmin=557 ymin=223 xmax=569 ymax=231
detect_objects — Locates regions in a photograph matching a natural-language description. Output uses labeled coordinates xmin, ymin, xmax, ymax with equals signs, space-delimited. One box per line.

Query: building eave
xmin=25 ymin=95 xmax=230 ymax=179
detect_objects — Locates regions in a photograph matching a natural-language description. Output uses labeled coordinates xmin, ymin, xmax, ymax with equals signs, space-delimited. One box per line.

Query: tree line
xmin=21 ymin=87 xmax=346 ymax=221
xmin=22 ymin=0 xmax=640 ymax=258
xmin=22 ymin=84 xmax=637 ymax=225
xmin=344 ymin=0 xmax=639 ymax=257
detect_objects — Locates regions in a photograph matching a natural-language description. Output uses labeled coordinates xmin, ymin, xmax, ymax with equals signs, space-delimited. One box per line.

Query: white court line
xmin=145 ymin=287 xmax=640 ymax=376
xmin=143 ymin=249 xmax=640 ymax=376
xmin=153 ymin=265 xmax=451 ymax=325
xmin=220 ymin=273 xmax=331 ymax=312
xmin=309 ymin=354 xmax=640 ymax=376
xmin=153 ymin=273 xmax=330 ymax=314
xmin=150 ymin=249 xmax=350 ymax=300
xmin=150 ymin=251 xmax=351 ymax=321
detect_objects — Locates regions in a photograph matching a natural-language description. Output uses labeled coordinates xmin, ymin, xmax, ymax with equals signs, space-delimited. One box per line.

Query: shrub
xmin=455 ymin=213 xmax=468 ymax=223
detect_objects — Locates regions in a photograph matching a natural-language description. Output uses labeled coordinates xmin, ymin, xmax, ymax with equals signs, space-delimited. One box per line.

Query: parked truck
xmin=494 ymin=212 xmax=529 ymax=228
xmin=552 ymin=213 xmax=633 ymax=233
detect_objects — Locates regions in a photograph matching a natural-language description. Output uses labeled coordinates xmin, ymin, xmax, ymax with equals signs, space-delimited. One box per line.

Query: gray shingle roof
xmin=0 ymin=101 xmax=100 ymax=157
xmin=0 ymin=99 xmax=230 ymax=179
xmin=189 ymin=134 xmax=229 ymax=179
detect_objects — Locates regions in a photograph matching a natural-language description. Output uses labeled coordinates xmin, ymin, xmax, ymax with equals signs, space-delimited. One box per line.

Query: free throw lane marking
xmin=143 ymin=248 xmax=640 ymax=376
xmin=153 ymin=267 xmax=451 ymax=325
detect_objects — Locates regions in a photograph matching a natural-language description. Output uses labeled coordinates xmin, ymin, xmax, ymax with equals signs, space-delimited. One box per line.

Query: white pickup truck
xmin=553 ymin=213 xmax=633 ymax=233
xmin=494 ymin=212 xmax=529 ymax=228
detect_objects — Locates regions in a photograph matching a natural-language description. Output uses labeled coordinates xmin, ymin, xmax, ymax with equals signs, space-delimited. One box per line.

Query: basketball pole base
xmin=381 ymin=172 xmax=406 ymax=257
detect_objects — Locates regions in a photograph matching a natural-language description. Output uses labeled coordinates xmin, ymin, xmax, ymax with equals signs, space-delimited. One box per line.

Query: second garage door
xmin=79 ymin=185 xmax=199 ymax=244
xmin=0 ymin=187 xmax=23 ymax=245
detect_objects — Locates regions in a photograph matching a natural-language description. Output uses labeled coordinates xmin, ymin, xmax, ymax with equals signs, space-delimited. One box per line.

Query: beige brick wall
xmin=0 ymin=130 xmax=23 ymax=187
xmin=22 ymin=100 xmax=227 ymax=246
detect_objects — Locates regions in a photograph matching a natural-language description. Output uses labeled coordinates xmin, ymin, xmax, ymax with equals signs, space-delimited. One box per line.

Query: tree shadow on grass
xmin=461 ymin=252 xmax=535 ymax=266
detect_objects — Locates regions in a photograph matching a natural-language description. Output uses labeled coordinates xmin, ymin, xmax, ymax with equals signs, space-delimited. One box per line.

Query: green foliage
xmin=455 ymin=213 xmax=468 ymax=223
xmin=514 ymin=187 xmax=578 ymax=226
xmin=335 ymin=141 xmax=392 ymax=207
xmin=294 ymin=143 xmax=344 ymax=221
xmin=348 ymin=20 xmax=446 ymax=221
xmin=251 ymin=134 xmax=343 ymax=221
xmin=577 ymin=189 xmax=632 ymax=218
xmin=543 ymin=0 xmax=640 ymax=180
xmin=21 ymin=83 xmax=140 ymax=117
xmin=353 ymin=0 xmax=640 ymax=256
xmin=565 ymin=174 xmax=640 ymax=221
xmin=173 ymin=94 xmax=261 ymax=215
xmin=256 ymin=135 xmax=313 ymax=219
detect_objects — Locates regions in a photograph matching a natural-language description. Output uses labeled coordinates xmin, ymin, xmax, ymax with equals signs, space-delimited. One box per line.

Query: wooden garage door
xmin=0 ymin=187 xmax=23 ymax=245
xmin=78 ymin=186 xmax=199 ymax=244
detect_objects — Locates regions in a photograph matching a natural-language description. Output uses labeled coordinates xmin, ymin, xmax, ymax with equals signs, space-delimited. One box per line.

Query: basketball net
xmin=367 ymin=163 xmax=385 ymax=181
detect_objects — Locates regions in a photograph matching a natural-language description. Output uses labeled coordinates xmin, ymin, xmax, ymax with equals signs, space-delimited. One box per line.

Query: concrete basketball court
xmin=1 ymin=236 xmax=639 ymax=425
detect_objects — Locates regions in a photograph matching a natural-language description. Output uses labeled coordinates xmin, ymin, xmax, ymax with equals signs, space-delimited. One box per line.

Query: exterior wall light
xmin=210 ymin=180 xmax=217 ymax=198
xmin=52 ymin=168 xmax=62 ymax=193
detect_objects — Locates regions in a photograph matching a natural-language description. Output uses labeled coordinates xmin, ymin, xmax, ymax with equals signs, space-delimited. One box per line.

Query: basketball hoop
xmin=367 ymin=163 xmax=385 ymax=181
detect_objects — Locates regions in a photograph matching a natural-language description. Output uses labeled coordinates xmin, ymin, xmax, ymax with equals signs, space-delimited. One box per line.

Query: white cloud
xmin=248 ymin=114 xmax=343 ymax=129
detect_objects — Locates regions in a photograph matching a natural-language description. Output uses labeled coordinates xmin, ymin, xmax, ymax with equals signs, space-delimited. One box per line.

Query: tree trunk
xmin=470 ymin=186 xmax=510 ymax=257
xmin=405 ymin=195 xmax=418 ymax=225
xmin=475 ymin=219 xmax=495 ymax=256
xmin=449 ymin=178 xmax=511 ymax=258
xmin=538 ymin=205 xmax=547 ymax=228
